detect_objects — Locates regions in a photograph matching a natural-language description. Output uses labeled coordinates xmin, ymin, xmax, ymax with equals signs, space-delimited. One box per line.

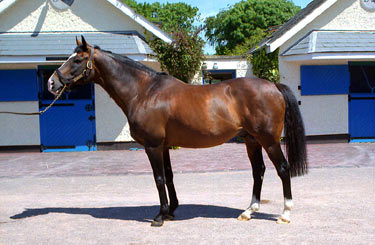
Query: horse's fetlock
xmin=161 ymin=204 xmax=169 ymax=214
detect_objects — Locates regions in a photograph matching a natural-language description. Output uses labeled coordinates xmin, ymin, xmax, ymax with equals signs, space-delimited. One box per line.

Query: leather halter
xmin=55 ymin=47 xmax=94 ymax=85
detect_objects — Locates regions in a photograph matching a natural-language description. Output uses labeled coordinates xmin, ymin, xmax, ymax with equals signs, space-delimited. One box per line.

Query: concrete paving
xmin=0 ymin=143 xmax=374 ymax=244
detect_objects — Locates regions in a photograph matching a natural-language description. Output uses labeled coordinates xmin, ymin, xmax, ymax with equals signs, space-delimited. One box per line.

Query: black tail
xmin=276 ymin=83 xmax=308 ymax=177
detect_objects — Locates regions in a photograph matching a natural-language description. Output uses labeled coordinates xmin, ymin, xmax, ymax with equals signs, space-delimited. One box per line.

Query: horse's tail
xmin=276 ymin=83 xmax=308 ymax=177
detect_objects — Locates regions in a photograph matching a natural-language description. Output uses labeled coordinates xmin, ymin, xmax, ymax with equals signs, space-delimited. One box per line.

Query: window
xmin=300 ymin=65 xmax=350 ymax=95
xmin=0 ymin=70 xmax=38 ymax=101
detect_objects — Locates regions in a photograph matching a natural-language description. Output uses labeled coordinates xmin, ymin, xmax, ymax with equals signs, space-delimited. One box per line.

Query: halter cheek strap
xmin=56 ymin=47 xmax=94 ymax=85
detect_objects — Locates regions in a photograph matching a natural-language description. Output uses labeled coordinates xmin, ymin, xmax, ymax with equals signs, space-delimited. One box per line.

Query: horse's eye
xmin=74 ymin=59 xmax=82 ymax=64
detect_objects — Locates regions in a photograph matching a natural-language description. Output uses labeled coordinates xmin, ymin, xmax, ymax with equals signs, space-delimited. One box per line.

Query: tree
xmin=122 ymin=0 xmax=200 ymax=33
xmin=122 ymin=0 xmax=205 ymax=83
xmin=249 ymin=48 xmax=280 ymax=83
xmin=150 ymin=28 xmax=205 ymax=83
xmin=205 ymin=0 xmax=300 ymax=55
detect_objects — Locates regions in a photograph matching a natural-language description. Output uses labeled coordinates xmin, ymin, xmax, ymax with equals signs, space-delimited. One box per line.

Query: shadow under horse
xmin=48 ymin=36 xmax=308 ymax=227
xmin=10 ymin=204 xmax=278 ymax=223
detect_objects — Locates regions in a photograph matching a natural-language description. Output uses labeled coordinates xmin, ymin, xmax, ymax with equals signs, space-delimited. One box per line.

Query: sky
xmin=140 ymin=0 xmax=313 ymax=54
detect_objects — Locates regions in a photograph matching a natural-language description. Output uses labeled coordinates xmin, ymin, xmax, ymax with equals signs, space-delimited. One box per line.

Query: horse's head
xmin=48 ymin=36 xmax=96 ymax=95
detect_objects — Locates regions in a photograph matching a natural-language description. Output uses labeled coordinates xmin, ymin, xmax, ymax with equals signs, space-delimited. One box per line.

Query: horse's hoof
xmin=276 ymin=216 xmax=290 ymax=224
xmin=237 ymin=213 xmax=251 ymax=221
xmin=151 ymin=220 xmax=164 ymax=227
xmin=164 ymin=214 xmax=175 ymax=221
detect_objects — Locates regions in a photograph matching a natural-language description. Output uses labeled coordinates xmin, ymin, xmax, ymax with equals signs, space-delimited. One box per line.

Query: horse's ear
xmin=76 ymin=36 xmax=82 ymax=46
xmin=81 ymin=35 xmax=88 ymax=49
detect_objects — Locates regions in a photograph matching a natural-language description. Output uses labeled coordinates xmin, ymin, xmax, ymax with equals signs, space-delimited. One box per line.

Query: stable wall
xmin=278 ymin=0 xmax=375 ymax=137
xmin=279 ymin=60 xmax=350 ymax=136
xmin=0 ymin=101 xmax=40 ymax=146
xmin=0 ymin=65 xmax=40 ymax=146
xmin=0 ymin=0 xmax=146 ymax=34
xmin=95 ymin=85 xmax=133 ymax=142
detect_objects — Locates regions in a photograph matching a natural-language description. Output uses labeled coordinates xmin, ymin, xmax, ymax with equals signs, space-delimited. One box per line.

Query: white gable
xmin=0 ymin=0 xmax=171 ymax=42
xmin=262 ymin=0 xmax=375 ymax=53
xmin=280 ymin=0 xmax=375 ymax=56
xmin=320 ymin=0 xmax=375 ymax=30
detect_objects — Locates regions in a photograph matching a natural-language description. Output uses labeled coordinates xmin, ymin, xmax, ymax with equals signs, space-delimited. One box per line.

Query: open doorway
xmin=203 ymin=70 xmax=236 ymax=84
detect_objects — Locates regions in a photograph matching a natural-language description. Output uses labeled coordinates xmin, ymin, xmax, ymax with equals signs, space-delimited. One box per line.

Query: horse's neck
xmin=94 ymin=54 xmax=152 ymax=115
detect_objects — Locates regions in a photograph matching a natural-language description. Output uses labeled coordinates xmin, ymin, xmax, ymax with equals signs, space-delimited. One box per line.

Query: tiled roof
xmin=281 ymin=30 xmax=375 ymax=56
xmin=0 ymin=32 xmax=154 ymax=56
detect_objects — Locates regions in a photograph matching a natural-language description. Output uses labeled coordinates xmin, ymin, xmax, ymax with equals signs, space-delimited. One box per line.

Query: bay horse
xmin=48 ymin=36 xmax=307 ymax=227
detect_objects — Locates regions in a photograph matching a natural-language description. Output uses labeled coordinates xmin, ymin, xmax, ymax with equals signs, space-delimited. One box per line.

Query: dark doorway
xmin=349 ymin=62 xmax=375 ymax=94
xmin=203 ymin=70 xmax=236 ymax=84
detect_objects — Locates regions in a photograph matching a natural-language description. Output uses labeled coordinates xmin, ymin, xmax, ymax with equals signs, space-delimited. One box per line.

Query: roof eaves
xmin=105 ymin=0 xmax=173 ymax=44
xmin=0 ymin=0 xmax=18 ymax=14
xmin=249 ymin=0 xmax=338 ymax=54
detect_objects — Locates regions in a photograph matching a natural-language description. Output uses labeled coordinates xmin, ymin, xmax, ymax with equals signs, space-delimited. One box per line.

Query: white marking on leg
xmin=277 ymin=198 xmax=293 ymax=224
xmin=249 ymin=195 xmax=260 ymax=212
xmin=238 ymin=195 xmax=260 ymax=221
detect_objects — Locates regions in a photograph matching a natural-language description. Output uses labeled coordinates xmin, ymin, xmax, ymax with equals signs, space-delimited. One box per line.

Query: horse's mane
xmin=94 ymin=45 xmax=160 ymax=75
xmin=74 ymin=44 xmax=166 ymax=77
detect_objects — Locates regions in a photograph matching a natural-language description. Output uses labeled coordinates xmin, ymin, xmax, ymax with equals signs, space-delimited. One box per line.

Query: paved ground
xmin=0 ymin=143 xmax=374 ymax=244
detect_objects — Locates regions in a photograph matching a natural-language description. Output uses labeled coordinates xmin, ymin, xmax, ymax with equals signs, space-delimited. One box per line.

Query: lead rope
xmin=0 ymin=84 xmax=67 ymax=116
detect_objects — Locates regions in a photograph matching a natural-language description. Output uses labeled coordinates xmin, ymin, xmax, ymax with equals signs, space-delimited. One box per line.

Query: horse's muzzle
xmin=48 ymin=72 xmax=64 ymax=96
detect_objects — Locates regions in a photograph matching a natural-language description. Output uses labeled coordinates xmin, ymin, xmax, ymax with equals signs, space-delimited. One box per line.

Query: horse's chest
xmin=127 ymin=113 xmax=166 ymax=143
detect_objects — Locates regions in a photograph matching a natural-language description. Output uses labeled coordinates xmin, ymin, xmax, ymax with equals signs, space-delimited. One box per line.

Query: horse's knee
xmin=154 ymin=175 xmax=165 ymax=187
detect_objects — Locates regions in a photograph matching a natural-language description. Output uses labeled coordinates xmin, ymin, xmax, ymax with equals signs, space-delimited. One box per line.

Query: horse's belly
xmin=165 ymin=124 xmax=241 ymax=148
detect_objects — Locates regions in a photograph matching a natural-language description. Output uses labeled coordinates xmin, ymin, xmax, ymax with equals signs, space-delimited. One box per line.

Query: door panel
xmin=40 ymin=100 xmax=96 ymax=151
xmin=349 ymin=62 xmax=375 ymax=141
xmin=349 ymin=94 xmax=375 ymax=140
xmin=38 ymin=67 xmax=96 ymax=152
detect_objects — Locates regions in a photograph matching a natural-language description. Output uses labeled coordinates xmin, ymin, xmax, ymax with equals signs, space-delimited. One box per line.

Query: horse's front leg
xmin=145 ymin=144 xmax=169 ymax=227
xmin=163 ymin=149 xmax=179 ymax=219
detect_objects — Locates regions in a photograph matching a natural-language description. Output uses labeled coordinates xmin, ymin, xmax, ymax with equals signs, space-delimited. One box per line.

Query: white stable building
xmin=194 ymin=56 xmax=255 ymax=85
xmin=252 ymin=0 xmax=375 ymax=142
xmin=0 ymin=0 xmax=172 ymax=151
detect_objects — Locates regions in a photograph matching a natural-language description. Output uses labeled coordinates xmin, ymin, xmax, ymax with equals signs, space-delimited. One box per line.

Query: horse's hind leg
xmin=238 ymin=135 xmax=266 ymax=221
xmin=163 ymin=148 xmax=179 ymax=219
xmin=263 ymin=142 xmax=293 ymax=224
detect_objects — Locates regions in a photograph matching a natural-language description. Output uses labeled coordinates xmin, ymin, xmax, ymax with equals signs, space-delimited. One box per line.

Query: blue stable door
xmin=348 ymin=63 xmax=375 ymax=142
xmin=38 ymin=67 xmax=96 ymax=152
xmin=349 ymin=94 xmax=375 ymax=141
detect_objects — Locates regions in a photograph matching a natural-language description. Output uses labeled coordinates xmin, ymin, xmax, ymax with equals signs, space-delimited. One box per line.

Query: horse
xmin=48 ymin=36 xmax=308 ymax=227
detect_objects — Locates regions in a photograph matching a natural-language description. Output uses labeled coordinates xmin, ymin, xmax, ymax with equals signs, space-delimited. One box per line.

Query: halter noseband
xmin=55 ymin=47 xmax=94 ymax=85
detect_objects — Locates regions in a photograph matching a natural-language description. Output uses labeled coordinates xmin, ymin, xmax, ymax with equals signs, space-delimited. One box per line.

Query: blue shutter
xmin=0 ymin=70 xmax=38 ymax=101
xmin=301 ymin=65 xmax=350 ymax=95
